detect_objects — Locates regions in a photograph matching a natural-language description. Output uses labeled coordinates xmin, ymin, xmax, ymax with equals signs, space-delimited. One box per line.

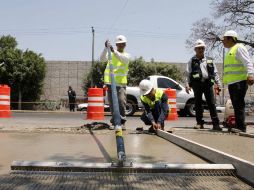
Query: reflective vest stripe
xmin=105 ymin=65 xmax=127 ymax=70
xmin=224 ymin=64 xmax=245 ymax=68
xmin=88 ymin=102 xmax=104 ymax=107
xmin=0 ymin=101 xmax=10 ymax=105
xmin=0 ymin=95 xmax=10 ymax=99
xmin=104 ymin=73 xmax=127 ymax=77
xmin=224 ymin=71 xmax=247 ymax=75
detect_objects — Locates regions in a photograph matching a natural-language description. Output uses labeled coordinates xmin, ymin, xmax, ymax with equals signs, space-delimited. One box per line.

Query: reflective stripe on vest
xmin=223 ymin=44 xmax=247 ymax=84
xmin=140 ymin=89 xmax=164 ymax=109
xmin=104 ymin=53 xmax=129 ymax=85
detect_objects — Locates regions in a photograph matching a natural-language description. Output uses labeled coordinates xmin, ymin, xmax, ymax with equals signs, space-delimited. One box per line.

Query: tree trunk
xmin=18 ymin=87 xmax=22 ymax=110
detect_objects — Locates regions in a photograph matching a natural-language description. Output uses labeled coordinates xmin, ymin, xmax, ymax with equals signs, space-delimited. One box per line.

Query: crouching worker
xmin=137 ymin=79 xmax=169 ymax=133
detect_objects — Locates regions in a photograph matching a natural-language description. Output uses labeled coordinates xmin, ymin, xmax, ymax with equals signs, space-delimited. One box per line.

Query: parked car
xmin=77 ymin=103 xmax=110 ymax=111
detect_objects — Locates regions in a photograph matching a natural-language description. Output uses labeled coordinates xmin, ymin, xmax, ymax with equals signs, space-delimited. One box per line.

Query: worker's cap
xmin=139 ymin=79 xmax=153 ymax=96
xmin=221 ymin=30 xmax=238 ymax=40
xmin=194 ymin=39 xmax=206 ymax=48
xmin=115 ymin=35 xmax=127 ymax=44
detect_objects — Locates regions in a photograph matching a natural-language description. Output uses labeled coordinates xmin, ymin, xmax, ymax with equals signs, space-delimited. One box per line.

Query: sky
xmin=0 ymin=0 xmax=213 ymax=63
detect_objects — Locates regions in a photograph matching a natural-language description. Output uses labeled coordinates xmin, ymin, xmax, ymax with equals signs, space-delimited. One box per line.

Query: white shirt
xmin=233 ymin=44 xmax=254 ymax=76
xmin=186 ymin=56 xmax=221 ymax=87
xmin=100 ymin=47 xmax=130 ymax=64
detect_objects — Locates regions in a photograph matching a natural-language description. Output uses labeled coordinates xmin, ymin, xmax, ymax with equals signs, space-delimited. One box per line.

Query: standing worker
xmin=100 ymin=35 xmax=131 ymax=130
xmin=67 ymin=86 xmax=76 ymax=112
xmin=221 ymin=30 xmax=254 ymax=132
xmin=185 ymin=39 xmax=222 ymax=130
xmin=137 ymin=79 xmax=169 ymax=133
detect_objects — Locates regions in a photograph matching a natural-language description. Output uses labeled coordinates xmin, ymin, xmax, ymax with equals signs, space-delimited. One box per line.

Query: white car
xmin=77 ymin=103 xmax=110 ymax=111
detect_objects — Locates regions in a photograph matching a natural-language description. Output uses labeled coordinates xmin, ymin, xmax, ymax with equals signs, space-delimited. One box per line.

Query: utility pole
xmin=91 ymin=26 xmax=95 ymax=87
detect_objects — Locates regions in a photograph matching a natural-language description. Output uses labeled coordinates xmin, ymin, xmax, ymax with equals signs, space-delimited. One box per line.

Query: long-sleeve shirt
xmin=141 ymin=93 xmax=169 ymax=125
xmin=185 ymin=56 xmax=221 ymax=87
xmin=100 ymin=47 xmax=130 ymax=64
xmin=233 ymin=44 xmax=254 ymax=76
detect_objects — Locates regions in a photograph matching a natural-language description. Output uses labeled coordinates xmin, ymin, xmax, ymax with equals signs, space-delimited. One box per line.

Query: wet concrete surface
xmin=174 ymin=129 xmax=254 ymax=163
xmin=0 ymin=131 xmax=206 ymax=175
xmin=0 ymin=112 xmax=253 ymax=179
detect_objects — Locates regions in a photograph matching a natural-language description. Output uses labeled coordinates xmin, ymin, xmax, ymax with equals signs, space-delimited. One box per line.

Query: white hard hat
xmin=223 ymin=30 xmax=238 ymax=39
xmin=194 ymin=39 xmax=206 ymax=48
xmin=115 ymin=35 xmax=127 ymax=44
xmin=139 ymin=79 xmax=153 ymax=96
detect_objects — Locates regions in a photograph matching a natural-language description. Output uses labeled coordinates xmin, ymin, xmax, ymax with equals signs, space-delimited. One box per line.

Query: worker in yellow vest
xmin=100 ymin=35 xmax=131 ymax=130
xmin=221 ymin=30 xmax=254 ymax=132
xmin=137 ymin=79 xmax=169 ymax=133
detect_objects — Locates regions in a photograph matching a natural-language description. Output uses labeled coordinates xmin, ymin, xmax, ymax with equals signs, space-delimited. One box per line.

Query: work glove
xmin=214 ymin=84 xmax=221 ymax=95
xmin=105 ymin=40 xmax=111 ymax=48
xmin=247 ymin=75 xmax=254 ymax=86
xmin=105 ymin=40 xmax=114 ymax=52
xmin=185 ymin=85 xmax=192 ymax=94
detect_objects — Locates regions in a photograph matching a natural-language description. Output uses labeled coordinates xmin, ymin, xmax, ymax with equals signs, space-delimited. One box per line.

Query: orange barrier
xmin=0 ymin=84 xmax=11 ymax=118
xmin=164 ymin=88 xmax=178 ymax=120
xmin=87 ymin=88 xmax=104 ymax=120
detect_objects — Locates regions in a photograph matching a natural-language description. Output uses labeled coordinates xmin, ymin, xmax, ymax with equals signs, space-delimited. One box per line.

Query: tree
xmin=0 ymin=35 xmax=46 ymax=109
xmin=186 ymin=0 xmax=254 ymax=59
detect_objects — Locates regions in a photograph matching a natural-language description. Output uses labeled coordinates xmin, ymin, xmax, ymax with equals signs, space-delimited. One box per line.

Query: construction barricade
xmin=0 ymin=84 xmax=11 ymax=118
xmin=164 ymin=88 xmax=178 ymax=120
xmin=87 ymin=88 xmax=104 ymax=120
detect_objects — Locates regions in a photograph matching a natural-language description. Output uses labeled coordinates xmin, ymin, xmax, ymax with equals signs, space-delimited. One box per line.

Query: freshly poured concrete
xmin=0 ymin=131 xmax=206 ymax=175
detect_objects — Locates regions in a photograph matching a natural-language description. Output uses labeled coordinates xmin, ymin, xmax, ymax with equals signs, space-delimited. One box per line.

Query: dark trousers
xmin=191 ymin=80 xmax=219 ymax=126
xmin=69 ymin=99 xmax=76 ymax=112
xmin=228 ymin=80 xmax=248 ymax=130
xmin=140 ymin=101 xmax=166 ymax=128
xmin=107 ymin=85 xmax=126 ymax=125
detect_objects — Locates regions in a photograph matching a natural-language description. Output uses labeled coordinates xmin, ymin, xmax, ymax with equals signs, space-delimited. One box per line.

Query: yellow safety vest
xmin=140 ymin=89 xmax=164 ymax=109
xmin=223 ymin=44 xmax=247 ymax=84
xmin=104 ymin=53 xmax=129 ymax=86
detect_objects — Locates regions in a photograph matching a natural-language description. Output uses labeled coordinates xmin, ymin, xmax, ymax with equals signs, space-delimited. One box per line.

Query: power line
xmin=106 ymin=0 xmax=129 ymax=35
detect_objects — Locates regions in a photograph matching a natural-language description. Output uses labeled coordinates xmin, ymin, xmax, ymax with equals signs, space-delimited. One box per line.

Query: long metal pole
xmin=222 ymin=48 xmax=225 ymax=105
xmin=107 ymin=46 xmax=126 ymax=166
xmin=91 ymin=27 xmax=95 ymax=87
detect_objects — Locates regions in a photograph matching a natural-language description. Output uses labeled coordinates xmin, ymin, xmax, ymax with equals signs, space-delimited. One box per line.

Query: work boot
xmin=212 ymin=125 xmax=222 ymax=131
xmin=122 ymin=124 xmax=126 ymax=131
xmin=109 ymin=125 xmax=114 ymax=130
xmin=136 ymin=127 xmax=143 ymax=131
xmin=194 ymin=124 xmax=204 ymax=129
xmin=148 ymin=126 xmax=156 ymax=133
xmin=212 ymin=118 xmax=222 ymax=131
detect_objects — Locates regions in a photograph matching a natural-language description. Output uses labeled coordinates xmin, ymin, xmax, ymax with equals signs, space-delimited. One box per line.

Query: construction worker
xmin=137 ymin=79 xmax=169 ymax=133
xmin=221 ymin=30 xmax=254 ymax=132
xmin=100 ymin=35 xmax=131 ymax=130
xmin=185 ymin=39 xmax=222 ymax=131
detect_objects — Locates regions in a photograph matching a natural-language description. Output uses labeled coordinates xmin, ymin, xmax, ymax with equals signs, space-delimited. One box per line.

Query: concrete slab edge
xmin=157 ymin=130 xmax=254 ymax=185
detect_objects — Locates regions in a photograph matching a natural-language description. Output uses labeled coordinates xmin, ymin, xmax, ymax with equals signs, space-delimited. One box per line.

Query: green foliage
xmin=83 ymin=60 xmax=106 ymax=95
xmin=0 ymin=35 xmax=46 ymax=108
xmin=0 ymin=35 xmax=17 ymax=49
xmin=128 ymin=57 xmax=183 ymax=86
xmin=83 ymin=57 xmax=183 ymax=94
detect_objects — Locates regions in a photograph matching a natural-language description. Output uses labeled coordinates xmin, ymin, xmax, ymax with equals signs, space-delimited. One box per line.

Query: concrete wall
xmin=42 ymin=61 xmax=92 ymax=101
